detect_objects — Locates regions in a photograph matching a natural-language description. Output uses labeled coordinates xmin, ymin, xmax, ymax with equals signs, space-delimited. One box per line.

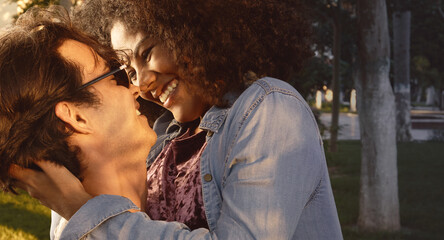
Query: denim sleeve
xmin=60 ymin=195 xmax=212 ymax=240
xmin=208 ymin=88 xmax=335 ymax=239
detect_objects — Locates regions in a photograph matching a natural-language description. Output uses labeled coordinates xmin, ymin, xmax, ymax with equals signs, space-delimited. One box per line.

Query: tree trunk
xmin=393 ymin=10 xmax=412 ymax=142
xmin=330 ymin=5 xmax=341 ymax=152
xmin=356 ymin=0 xmax=401 ymax=231
xmin=426 ymin=86 xmax=437 ymax=106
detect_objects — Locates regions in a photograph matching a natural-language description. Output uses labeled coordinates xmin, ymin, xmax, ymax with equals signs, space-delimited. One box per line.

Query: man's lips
xmin=135 ymin=101 xmax=141 ymax=115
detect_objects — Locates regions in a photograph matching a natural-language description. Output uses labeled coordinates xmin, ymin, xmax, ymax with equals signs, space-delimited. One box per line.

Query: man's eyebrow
xmin=134 ymin=36 xmax=152 ymax=57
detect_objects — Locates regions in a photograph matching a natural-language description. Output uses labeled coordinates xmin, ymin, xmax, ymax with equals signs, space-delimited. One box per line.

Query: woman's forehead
xmin=110 ymin=22 xmax=146 ymax=53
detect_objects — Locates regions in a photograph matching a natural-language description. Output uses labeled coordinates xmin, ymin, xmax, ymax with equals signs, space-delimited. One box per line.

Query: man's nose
xmin=130 ymin=83 xmax=140 ymax=99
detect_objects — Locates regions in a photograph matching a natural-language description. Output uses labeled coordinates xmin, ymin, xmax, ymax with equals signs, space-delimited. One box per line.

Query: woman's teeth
xmin=159 ymin=80 xmax=178 ymax=103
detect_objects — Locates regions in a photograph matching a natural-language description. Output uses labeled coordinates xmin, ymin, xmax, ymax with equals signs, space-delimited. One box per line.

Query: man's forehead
xmin=57 ymin=39 xmax=107 ymax=79
xmin=58 ymin=39 xmax=94 ymax=64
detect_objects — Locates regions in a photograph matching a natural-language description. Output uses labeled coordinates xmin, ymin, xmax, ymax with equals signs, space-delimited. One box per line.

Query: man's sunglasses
xmin=78 ymin=63 xmax=130 ymax=90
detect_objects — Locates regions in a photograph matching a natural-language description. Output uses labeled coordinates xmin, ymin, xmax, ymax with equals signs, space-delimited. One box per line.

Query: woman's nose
xmin=137 ymin=70 xmax=157 ymax=94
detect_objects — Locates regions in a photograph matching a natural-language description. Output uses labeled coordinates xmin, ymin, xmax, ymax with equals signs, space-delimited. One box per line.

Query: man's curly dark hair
xmin=74 ymin=0 xmax=313 ymax=106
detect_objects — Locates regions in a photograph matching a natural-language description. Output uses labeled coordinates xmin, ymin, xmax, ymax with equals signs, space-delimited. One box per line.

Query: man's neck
xmin=80 ymin=153 xmax=147 ymax=212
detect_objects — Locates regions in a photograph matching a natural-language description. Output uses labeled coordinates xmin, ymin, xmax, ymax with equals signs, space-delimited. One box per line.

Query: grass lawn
xmin=0 ymin=140 xmax=443 ymax=239
xmin=0 ymin=190 xmax=50 ymax=240
xmin=328 ymin=140 xmax=444 ymax=240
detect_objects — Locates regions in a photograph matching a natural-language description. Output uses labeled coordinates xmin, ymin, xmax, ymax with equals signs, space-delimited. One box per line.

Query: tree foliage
xmin=297 ymin=0 xmax=357 ymax=99
xmin=387 ymin=0 xmax=444 ymax=102
xmin=8 ymin=0 xmax=82 ymax=17
xmin=301 ymin=0 xmax=444 ymax=104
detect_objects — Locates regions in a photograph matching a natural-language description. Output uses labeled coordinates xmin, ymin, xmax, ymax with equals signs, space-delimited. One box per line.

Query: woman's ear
xmin=55 ymin=102 xmax=93 ymax=134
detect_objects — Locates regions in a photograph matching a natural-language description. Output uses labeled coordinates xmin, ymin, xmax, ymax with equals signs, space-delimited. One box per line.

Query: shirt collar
xmin=199 ymin=91 xmax=239 ymax=133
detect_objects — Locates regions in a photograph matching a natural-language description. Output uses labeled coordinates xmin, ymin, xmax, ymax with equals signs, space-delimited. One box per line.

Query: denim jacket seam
xmin=221 ymin=83 xmax=271 ymax=186
xmin=256 ymin=78 xmax=305 ymax=100
xmin=79 ymin=209 xmax=141 ymax=239
xmin=65 ymin=200 xmax=140 ymax=240
xmin=304 ymin=176 xmax=324 ymax=209
xmin=221 ymin=81 xmax=307 ymax=186
xmin=199 ymin=108 xmax=229 ymax=133
xmin=266 ymin=83 xmax=323 ymax=144
xmin=222 ymin=80 xmax=307 ymax=184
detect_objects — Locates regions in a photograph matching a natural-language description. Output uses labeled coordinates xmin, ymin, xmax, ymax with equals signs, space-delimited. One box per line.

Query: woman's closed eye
xmin=141 ymin=46 xmax=154 ymax=62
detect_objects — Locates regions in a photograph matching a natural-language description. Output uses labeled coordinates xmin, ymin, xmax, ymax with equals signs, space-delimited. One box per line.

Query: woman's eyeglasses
xmin=78 ymin=63 xmax=130 ymax=90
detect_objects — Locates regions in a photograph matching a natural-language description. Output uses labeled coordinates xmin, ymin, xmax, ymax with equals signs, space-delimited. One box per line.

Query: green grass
xmin=328 ymin=140 xmax=444 ymax=240
xmin=1 ymin=141 xmax=443 ymax=239
xmin=0 ymin=190 xmax=50 ymax=240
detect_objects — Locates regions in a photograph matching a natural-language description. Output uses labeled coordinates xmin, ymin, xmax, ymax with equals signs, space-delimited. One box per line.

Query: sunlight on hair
xmin=31 ymin=25 xmax=45 ymax=32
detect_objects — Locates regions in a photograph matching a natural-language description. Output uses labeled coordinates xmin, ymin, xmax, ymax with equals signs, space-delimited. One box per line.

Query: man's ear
xmin=55 ymin=102 xmax=93 ymax=134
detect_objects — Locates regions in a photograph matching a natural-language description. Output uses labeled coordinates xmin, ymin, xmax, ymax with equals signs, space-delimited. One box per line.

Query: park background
xmin=0 ymin=0 xmax=443 ymax=239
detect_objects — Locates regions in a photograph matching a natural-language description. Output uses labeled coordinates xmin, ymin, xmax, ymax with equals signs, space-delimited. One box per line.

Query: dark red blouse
xmin=145 ymin=129 xmax=208 ymax=230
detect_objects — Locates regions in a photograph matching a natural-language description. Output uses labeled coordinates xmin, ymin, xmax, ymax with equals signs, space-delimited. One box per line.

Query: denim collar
xmin=199 ymin=91 xmax=239 ymax=133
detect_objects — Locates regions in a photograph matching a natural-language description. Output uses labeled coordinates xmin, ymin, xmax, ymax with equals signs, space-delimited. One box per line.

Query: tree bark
xmin=393 ymin=10 xmax=412 ymax=142
xmin=356 ymin=0 xmax=401 ymax=231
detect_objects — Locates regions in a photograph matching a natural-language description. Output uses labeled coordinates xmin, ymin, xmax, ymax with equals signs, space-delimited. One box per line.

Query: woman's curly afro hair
xmin=74 ymin=0 xmax=313 ymax=106
xmin=138 ymin=0 xmax=313 ymax=105
xmin=72 ymin=0 xmax=148 ymax=47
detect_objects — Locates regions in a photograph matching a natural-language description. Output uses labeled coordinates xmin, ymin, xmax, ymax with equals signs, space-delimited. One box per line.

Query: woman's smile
xmin=110 ymin=21 xmax=211 ymax=122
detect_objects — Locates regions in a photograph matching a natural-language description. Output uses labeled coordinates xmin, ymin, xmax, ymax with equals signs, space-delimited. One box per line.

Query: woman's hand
xmin=9 ymin=161 xmax=92 ymax=219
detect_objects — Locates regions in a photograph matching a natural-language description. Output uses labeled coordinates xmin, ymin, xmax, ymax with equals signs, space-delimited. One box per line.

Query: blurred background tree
xmin=297 ymin=0 xmax=357 ymax=152
xmin=8 ymin=0 xmax=81 ymax=17
xmin=389 ymin=0 xmax=413 ymax=141
xmin=408 ymin=0 xmax=444 ymax=107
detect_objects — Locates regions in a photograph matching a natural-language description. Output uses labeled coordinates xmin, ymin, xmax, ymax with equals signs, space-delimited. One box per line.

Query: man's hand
xmin=9 ymin=161 xmax=92 ymax=219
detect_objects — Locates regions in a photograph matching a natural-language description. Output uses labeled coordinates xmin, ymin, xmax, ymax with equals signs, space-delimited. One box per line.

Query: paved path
xmin=319 ymin=110 xmax=444 ymax=141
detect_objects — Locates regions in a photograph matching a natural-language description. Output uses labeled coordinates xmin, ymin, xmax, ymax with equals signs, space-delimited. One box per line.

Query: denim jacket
xmin=59 ymin=77 xmax=343 ymax=240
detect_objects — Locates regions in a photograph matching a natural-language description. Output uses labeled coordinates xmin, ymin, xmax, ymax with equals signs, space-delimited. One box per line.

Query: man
xmin=0 ymin=8 xmax=156 ymax=237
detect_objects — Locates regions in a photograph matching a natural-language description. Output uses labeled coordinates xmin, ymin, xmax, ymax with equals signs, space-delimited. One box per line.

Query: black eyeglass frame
xmin=78 ymin=64 xmax=128 ymax=90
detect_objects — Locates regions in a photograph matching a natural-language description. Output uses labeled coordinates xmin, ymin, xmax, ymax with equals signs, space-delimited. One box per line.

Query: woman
xmin=15 ymin=1 xmax=343 ymax=239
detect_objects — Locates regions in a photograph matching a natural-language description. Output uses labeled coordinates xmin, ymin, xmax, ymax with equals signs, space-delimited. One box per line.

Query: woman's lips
xmin=159 ymin=80 xmax=178 ymax=103
xmin=139 ymin=79 xmax=179 ymax=107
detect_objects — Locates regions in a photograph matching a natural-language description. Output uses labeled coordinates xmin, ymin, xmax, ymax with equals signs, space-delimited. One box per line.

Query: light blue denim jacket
xmin=59 ymin=77 xmax=343 ymax=239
